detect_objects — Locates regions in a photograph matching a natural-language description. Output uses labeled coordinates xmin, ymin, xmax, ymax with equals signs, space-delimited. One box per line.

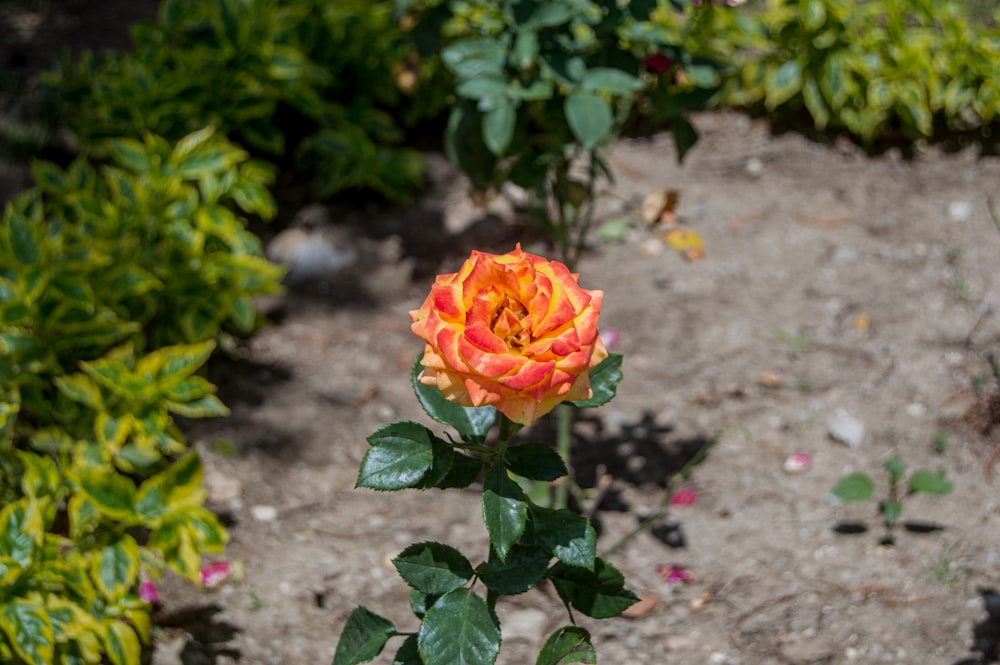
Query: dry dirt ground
xmin=156 ymin=112 xmax=1000 ymax=665
xmin=3 ymin=6 xmax=1000 ymax=665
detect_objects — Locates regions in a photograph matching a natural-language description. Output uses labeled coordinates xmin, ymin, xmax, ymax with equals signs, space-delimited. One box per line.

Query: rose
xmin=410 ymin=244 xmax=607 ymax=426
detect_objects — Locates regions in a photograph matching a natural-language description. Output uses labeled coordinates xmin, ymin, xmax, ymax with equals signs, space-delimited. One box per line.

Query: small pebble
xmin=250 ymin=504 xmax=278 ymax=522
xmin=828 ymin=408 xmax=864 ymax=449
xmin=745 ymin=157 xmax=764 ymax=177
xmin=946 ymin=200 xmax=973 ymax=223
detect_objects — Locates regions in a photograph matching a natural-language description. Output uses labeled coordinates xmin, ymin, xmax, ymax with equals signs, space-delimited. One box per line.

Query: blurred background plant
xmin=400 ymin=0 xmax=720 ymax=269
xmin=42 ymin=0 xmax=451 ymax=203
xmin=0 ymin=128 xmax=282 ymax=664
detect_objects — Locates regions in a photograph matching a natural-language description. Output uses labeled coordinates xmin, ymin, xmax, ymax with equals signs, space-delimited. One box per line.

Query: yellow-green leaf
xmin=75 ymin=468 xmax=136 ymax=520
xmin=91 ymin=535 xmax=141 ymax=602
xmin=53 ymin=374 xmax=104 ymax=410
xmin=1 ymin=597 xmax=54 ymax=665
xmin=102 ymin=619 xmax=141 ymax=665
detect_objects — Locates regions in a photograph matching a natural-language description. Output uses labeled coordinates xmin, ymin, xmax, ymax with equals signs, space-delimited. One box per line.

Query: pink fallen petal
xmin=201 ymin=561 xmax=233 ymax=589
xmin=669 ymin=488 xmax=697 ymax=506
xmin=656 ymin=563 xmax=695 ymax=585
xmin=783 ymin=452 xmax=813 ymax=474
xmin=138 ymin=580 xmax=159 ymax=604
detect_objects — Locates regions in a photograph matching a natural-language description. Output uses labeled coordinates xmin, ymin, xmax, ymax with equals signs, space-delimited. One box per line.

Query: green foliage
xmin=673 ymin=0 xmax=1000 ymax=143
xmin=403 ymin=0 xmax=717 ymax=267
xmin=44 ymin=0 xmax=449 ymax=202
xmin=335 ymin=352 xmax=630 ymax=664
xmin=832 ymin=454 xmax=953 ymax=537
xmin=0 ymin=128 xmax=281 ymax=664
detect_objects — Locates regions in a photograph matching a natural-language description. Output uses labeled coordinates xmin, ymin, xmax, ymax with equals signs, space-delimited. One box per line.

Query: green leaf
xmin=506 ymin=443 xmax=567 ymax=481
xmin=332 ymin=607 xmax=396 ymax=665
xmin=392 ymin=634 xmax=422 ymax=665
xmin=526 ymin=506 xmax=596 ymax=570
xmin=0 ymin=498 xmax=42 ymax=567
xmin=106 ymin=137 xmax=151 ymax=174
xmin=548 ymin=558 xmax=638 ymax=619
xmin=482 ymin=463 xmax=527 ymax=561
xmin=7 ymin=213 xmax=40 ymax=265
xmin=412 ymin=356 xmax=496 ymax=442
xmin=477 ymin=544 xmax=550 ymax=595
xmin=76 ymin=468 xmax=137 ymax=520
xmin=430 ymin=451 xmax=482 ymax=490
xmin=832 ymin=473 xmax=874 ymax=502
xmin=909 ymin=469 xmax=953 ymax=495
xmin=175 ymin=146 xmax=247 ymax=179
xmin=881 ymin=499 xmax=902 ymax=527
xmin=417 ymin=435 xmax=457 ymax=489
xmin=884 ymin=456 xmax=905 ymax=486
xmin=1 ymin=598 xmax=54 ymax=665
xmin=357 ymin=422 xmax=435 ymax=490
xmin=53 ymin=374 xmax=105 ymax=410
xmin=456 ymin=76 xmax=508 ymax=100
xmin=418 ymin=589 xmax=500 ymax=665
xmin=765 ymin=60 xmax=803 ymax=110
xmin=536 ymin=626 xmax=596 ymax=665
xmin=101 ymin=620 xmax=141 ymax=665
xmin=442 ymin=38 xmax=506 ymax=80
xmin=564 ymin=92 xmax=613 ymax=150
xmin=483 ymin=99 xmax=517 ymax=156
xmin=16 ymin=451 xmax=59 ymax=499
xmin=570 ymin=353 xmax=623 ymax=409
xmin=91 ymin=535 xmax=140 ymax=602
xmin=800 ymin=0 xmax=827 ymax=32
xmin=581 ymin=68 xmax=644 ymax=96
xmin=165 ymin=394 xmax=230 ymax=418
xmin=393 ymin=542 xmax=474 ymax=595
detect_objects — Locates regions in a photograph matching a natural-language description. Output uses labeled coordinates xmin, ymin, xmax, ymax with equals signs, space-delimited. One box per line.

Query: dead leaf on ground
xmin=622 ymin=594 xmax=661 ymax=619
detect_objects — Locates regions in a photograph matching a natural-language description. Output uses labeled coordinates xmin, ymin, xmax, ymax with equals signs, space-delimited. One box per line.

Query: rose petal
xmin=656 ymin=564 xmax=695 ymax=585
xmin=201 ymin=561 xmax=233 ymax=589
xmin=783 ymin=452 xmax=813 ymax=474
xmin=138 ymin=580 xmax=159 ymax=604
xmin=669 ymin=488 xmax=698 ymax=506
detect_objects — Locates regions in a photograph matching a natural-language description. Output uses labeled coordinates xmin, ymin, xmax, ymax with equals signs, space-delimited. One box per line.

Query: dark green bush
xmin=0 ymin=128 xmax=283 ymax=665
xmin=44 ymin=0 xmax=451 ymax=202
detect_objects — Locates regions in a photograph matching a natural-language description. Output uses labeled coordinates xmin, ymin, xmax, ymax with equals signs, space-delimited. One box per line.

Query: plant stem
xmin=553 ymin=403 xmax=573 ymax=510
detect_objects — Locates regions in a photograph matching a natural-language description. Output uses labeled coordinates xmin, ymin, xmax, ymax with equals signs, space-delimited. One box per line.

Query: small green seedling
xmin=832 ymin=454 xmax=952 ymax=545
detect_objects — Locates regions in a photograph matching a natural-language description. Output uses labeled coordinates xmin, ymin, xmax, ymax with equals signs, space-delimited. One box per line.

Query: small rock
xmin=265 ymin=208 xmax=358 ymax=284
xmin=250 ymin=504 xmax=278 ymax=522
xmin=905 ymin=402 xmax=926 ymax=417
xmin=828 ymin=408 xmax=864 ymax=449
xmin=639 ymin=237 xmax=665 ymax=257
xmin=946 ymin=200 xmax=973 ymax=223
xmin=745 ymin=157 xmax=764 ymax=177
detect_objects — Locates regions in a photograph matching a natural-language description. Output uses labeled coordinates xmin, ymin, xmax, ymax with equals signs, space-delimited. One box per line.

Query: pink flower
xmin=201 ymin=561 xmax=234 ymax=589
xmin=138 ymin=580 xmax=159 ymax=604
xmin=642 ymin=53 xmax=672 ymax=75
xmin=656 ymin=564 xmax=694 ymax=585
xmin=669 ymin=488 xmax=698 ymax=506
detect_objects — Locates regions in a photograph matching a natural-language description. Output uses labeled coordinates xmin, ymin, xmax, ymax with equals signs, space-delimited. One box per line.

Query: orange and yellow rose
xmin=410 ymin=244 xmax=608 ymax=426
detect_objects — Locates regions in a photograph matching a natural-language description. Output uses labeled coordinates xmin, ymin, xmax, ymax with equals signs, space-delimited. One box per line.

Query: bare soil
xmin=161 ymin=112 xmax=1000 ymax=665
xmin=3 ymin=4 xmax=1000 ymax=665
